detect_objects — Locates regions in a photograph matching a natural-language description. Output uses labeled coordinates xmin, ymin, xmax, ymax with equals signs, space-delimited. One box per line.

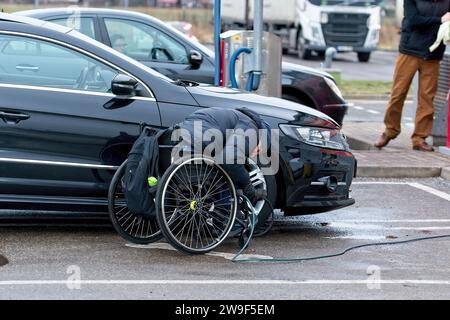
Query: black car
xmin=17 ymin=8 xmax=349 ymax=125
xmin=0 ymin=13 xmax=355 ymax=220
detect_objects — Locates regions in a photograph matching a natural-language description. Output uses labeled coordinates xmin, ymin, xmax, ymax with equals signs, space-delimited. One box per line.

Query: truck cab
xmin=294 ymin=0 xmax=381 ymax=61
xmin=222 ymin=0 xmax=382 ymax=62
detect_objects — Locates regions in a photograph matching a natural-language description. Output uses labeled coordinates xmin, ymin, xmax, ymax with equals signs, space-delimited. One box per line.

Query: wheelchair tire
xmin=108 ymin=160 xmax=163 ymax=244
xmin=156 ymin=156 xmax=238 ymax=254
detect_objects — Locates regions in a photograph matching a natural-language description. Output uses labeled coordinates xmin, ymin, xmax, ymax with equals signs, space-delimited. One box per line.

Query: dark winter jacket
xmin=400 ymin=0 xmax=450 ymax=60
xmin=177 ymin=107 xmax=266 ymax=164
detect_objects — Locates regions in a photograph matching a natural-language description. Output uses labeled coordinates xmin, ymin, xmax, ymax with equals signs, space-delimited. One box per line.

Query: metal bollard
xmin=324 ymin=47 xmax=337 ymax=69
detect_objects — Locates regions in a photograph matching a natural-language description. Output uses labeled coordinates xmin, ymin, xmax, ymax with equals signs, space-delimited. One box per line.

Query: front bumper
xmin=305 ymin=44 xmax=375 ymax=53
xmin=279 ymin=137 xmax=356 ymax=216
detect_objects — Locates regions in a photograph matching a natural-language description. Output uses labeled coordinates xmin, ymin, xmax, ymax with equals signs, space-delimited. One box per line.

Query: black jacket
xmin=400 ymin=0 xmax=450 ymax=60
xmin=177 ymin=107 xmax=263 ymax=163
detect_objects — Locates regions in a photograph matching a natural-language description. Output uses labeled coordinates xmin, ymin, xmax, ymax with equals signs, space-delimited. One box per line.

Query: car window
xmin=0 ymin=34 xmax=119 ymax=93
xmin=104 ymin=18 xmax=189 ymax=64
xmin=51 ymin=17 xmax=96 ymax=39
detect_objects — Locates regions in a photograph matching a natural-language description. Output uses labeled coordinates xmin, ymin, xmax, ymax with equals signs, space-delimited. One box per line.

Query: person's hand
xmin=251 ymin=143 xmax=262 ymax=158
xmin=441 ymin=12 xmax=450 ymax=23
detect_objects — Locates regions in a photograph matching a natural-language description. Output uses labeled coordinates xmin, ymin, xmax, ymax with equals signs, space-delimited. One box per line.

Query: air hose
xmin=229 ymin=47 xmax=258 ymax=92
xmin=231 ymin=199 xmax=450 ymax=264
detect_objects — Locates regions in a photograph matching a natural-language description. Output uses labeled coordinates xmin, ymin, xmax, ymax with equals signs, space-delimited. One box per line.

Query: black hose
xmin=233 ymin=198 xmax=450 ymax=264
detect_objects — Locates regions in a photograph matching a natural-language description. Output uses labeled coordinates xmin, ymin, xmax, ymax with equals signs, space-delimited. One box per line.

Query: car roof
xmin=16 ymin=7 xmax=215 ymax=58
xmin=0 ymin=11 xmax=72 ymax=33
xmin=17 ymin=7 xmax=164 ymax=24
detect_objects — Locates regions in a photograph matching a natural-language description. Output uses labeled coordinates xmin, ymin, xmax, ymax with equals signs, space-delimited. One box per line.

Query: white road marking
xmin=1 ymin=280 xmax=450 ymax=286
xmin=390 ymin=227 xmax=450 ymax=231
xmin=353 ymin=106 xmax=364 ymax=110
xmin=367 ymin=109 xmax=380 ymax=115
xmin=353 ymin=182 xmax=450 ymax=202
xmin=407 ymin=182 xmax=450 ymax=202
xmin=327 ymin=222 xmax=450 ymax=231
xmin=337 ymin=219 xmax=450 ymax=223
xmin=126 ymin=243 xmax=274 ymax=261
xmin=325 ymin=235 xmax=387 ymax=241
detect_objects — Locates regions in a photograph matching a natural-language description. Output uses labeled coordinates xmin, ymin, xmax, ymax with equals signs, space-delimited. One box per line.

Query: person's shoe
xmin=413 ymin=142 xmax=435 ymax=152
xmin=374 ymin=133 xmax=392 ymax=149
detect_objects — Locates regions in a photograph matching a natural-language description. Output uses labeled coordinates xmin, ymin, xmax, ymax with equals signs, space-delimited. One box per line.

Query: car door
xmin=0 ymin=33 xmax=161 ymax=199
xmin=99 ymin=16 xmax=214 ymax=83
xmin=47 ymin=14 xmax=101 ymax=41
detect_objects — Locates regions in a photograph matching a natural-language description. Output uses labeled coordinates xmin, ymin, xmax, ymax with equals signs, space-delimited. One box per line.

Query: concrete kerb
xmin=357 ymin=166 xmax=443 ymax=179
xmin=442 ymin=167 xmax=450 ymax=181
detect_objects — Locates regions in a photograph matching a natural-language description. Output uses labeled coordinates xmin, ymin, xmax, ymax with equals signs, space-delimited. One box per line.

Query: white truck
xmin=221 ymin=0 xmax=382 ymax=62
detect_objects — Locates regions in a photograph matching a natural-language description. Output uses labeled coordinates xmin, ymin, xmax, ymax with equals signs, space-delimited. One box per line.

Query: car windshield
xmin=67 ymin=29 xmax=174 ymax=83
xmin=309 ymin=0 xmax=382 ymax=6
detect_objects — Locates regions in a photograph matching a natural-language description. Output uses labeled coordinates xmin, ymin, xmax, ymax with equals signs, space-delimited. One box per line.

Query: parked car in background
xmin=0 ymin=13 xmax=355 ymax=219
xmin=17 ymin=8 xmax=349 ymax=125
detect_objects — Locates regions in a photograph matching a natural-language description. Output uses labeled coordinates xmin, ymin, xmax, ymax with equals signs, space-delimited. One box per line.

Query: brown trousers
xmin=384 ymin=53 xmax=440 ymax=146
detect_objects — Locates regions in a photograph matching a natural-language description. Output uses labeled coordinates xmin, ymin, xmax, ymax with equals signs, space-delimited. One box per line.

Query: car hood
xmin=282 ymin=61 xmax=333 ymax=80
xmin=186 ymin=85 xmax=339 ymax=129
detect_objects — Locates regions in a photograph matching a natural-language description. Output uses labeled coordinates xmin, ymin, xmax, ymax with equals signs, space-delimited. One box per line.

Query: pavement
xmin=1 ymin=177 xmax=450 ymax=300
xmin=343 ymin=100 xmax=450 ymax=179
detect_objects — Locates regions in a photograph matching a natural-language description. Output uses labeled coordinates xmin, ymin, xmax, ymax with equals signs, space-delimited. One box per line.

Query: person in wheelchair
xmin=174 ymin=107 xmax=271 ymax=206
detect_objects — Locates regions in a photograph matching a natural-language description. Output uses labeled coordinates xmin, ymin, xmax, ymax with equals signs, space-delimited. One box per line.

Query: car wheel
xmin=246 ymin=160 xmax=277 ymax=229
xmin=357 ymin=52 xmax=371 ymax=63
xmin=297 ymin=30 xmax=312 ymax=60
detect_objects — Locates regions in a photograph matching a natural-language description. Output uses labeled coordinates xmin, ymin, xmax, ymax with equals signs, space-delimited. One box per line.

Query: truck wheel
xmin=358 ymin=52 xmax=371 ymax=63
xmin=297 ymin=30 xmax=312 ymax=60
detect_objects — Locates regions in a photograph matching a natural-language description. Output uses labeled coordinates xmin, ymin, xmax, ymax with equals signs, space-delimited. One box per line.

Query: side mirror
xmin=111 ymin=74 xmax=138 ymax=98
xmin=188 ymin=50 xmax=203 ymax=68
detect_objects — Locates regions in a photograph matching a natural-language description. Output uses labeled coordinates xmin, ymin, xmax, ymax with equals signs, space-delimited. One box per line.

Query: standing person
xmin=375 ymin=0 xmax=450 ymax=152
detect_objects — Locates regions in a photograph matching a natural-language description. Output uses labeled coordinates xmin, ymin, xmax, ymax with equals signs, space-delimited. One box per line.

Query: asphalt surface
xmin=1 ymin=178 xmax=449 ymax=300
xmin=284 ymin=50 xmax=398 ymax=81
xmin=346 ymin=99 xmax=415 ymax=126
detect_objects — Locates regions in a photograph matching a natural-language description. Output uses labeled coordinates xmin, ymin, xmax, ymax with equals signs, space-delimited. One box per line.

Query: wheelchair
xmin=108 ymin=127 xmax=263 ymax=255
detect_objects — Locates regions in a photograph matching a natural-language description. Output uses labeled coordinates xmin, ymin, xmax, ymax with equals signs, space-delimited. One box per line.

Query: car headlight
xmin=321 ymin=12 xmax=328 ymax=24
xmin=324 ymin=77 xmax=344 ymax=100
xmin=280 ymin=125 xmax=348 ymax=150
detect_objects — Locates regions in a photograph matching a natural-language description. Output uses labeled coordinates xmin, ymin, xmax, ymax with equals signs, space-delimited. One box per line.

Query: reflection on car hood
xmin=282 ymin=61 xmax=333 ymax=80
xmin=186 ymin=85 xmax=339 ymax=128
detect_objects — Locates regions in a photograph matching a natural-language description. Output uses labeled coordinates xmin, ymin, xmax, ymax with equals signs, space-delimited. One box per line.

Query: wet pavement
xmin=0 ymin=178 xmax=449 ymax=299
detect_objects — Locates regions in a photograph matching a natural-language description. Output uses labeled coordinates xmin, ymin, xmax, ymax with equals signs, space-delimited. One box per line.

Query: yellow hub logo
xmin=189 ymin=200 xmax=197 ymax=211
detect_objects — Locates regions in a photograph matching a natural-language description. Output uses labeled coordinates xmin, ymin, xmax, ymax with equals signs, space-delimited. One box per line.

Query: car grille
xmin=322 ymin=13 xmax=369 ymax=48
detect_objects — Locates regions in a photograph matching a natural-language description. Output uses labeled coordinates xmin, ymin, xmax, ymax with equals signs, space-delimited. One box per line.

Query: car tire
xmin=357 ymin=52 xmax=371 ymax=63
xmin=246 ymin=160 xmax=277 ymax=229
xmin=256 ymin=173 xmax=277 ymax=229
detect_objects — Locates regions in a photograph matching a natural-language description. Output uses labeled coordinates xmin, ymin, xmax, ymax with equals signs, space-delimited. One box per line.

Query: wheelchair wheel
xmin=108 ymin=160 xmax=163 ymax=244
xmin=156 ymin=157 xmax=238 ymax=254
